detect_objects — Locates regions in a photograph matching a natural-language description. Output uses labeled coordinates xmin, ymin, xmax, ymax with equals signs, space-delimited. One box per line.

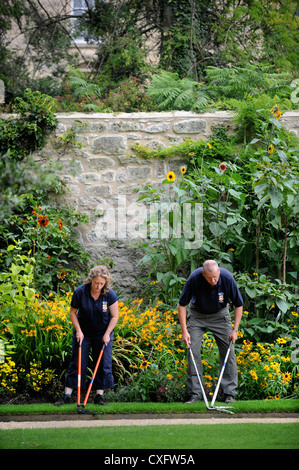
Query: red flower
xmin=219 ymin=163 xmax=227 ymax=171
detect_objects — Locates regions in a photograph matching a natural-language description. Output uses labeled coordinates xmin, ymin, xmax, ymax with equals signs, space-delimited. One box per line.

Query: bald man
xmin=178 ymin=260 xmax=243 ymax=404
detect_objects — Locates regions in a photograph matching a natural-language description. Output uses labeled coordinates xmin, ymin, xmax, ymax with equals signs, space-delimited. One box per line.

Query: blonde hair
xmin=84 ymin=265 xmax=111 ymax=293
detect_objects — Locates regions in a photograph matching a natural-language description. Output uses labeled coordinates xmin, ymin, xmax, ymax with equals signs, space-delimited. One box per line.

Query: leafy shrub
xmin=0 ymin=89 xmax=58 ymax=160
xmin=101 ymin=77 xmax=156 ymax=113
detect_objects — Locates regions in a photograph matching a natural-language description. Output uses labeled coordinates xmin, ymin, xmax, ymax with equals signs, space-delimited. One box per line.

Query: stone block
xmin=144 ymin=123 xmax=169 ymax=133
xmin=88 ymin=156 xmax=115 ymax=171
xmin=92 ymin=135 xmax=127 ymax=155
xmin=85 ymin=185 xmax=112 ymax=197
xmin=173 ymin=119 xmax=206 ymax=133
xmin=109 ymin=122 xmax=140 ymax=132
xmin=79 ymin=173 xmax=101 ymax=184
xmin=127 ymin=166 xmax=152 ymax=181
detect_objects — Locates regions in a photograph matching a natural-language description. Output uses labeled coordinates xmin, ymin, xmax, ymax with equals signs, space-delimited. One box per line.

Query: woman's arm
xmin=102 ymin=300 xmax=119 ymax=346
xmin=69 ymin=306 xmax=84 ymax=344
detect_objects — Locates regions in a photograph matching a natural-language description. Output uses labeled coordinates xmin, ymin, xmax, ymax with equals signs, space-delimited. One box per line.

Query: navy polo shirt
xmin=179 ymin=267 xmax=243 ymax=314
xmin=70 ymin=283 xmax=118 ymax=336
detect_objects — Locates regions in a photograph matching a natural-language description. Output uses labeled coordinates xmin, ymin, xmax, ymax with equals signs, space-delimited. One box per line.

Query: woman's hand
xmin=102 ymin=332 xmax=110 ymax=346
xmin=76 ymin=329 xmax=84 ymax=345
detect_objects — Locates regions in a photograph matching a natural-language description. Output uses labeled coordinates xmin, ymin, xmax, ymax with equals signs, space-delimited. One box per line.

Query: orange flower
xmin=37 ymin=215 xmax=49 ymax=227
xmin=58 ymin=218 xmax=63 ymax=229
xmin=219 ymin=163 xmax=227 ymax=171
xmin=32 ymin=205 xmax=42 ymax=216
xmin=59 ymin=271 xmax=66 ymax=280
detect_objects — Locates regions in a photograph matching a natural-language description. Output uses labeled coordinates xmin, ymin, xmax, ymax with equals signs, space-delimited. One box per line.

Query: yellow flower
xmin=276 ymin=337 xmax=287 ymax=345
xmin=249 ymin=370 xmax=258 ymax=380
xmin=281 ymin=371 xmax=292 ymax=385
xmin=270 ymin=104 xmax=281 ymax=119
xmin=268 ymin=144 xmax=274 ymax=154
xmin=166 ymin=171 xmax=176 ymax=182
xmin=180 ymin=166 xmax=187 ymax=175
xmin=206 ymin=142 xmax=212 ymax=149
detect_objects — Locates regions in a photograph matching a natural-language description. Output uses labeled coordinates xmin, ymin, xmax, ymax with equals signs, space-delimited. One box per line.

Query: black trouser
xmin=65 ymin=331 xmax=114 ymax=391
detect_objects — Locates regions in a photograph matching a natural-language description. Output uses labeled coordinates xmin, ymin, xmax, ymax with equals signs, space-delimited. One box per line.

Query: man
xmin=178 ymin=260 xmax=243 ymax=404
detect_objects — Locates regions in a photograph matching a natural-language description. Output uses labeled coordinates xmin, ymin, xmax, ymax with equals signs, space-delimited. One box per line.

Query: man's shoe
xmin=184 ymin=396 xmax=202 ymax=404
xmin=55 ymin=394 xmax=71 ymax=406
xmin=225 ymin=395 xmax=235 ymax=403
xmin=94 ymin=394 xmax=106 ymax=405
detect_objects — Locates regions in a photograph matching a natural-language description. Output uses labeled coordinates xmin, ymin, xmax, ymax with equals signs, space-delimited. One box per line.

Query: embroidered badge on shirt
xmin=102 ymin=301 xmax=108 ymax=311
xmin=218 ymin=292 xmax=224 ymax=302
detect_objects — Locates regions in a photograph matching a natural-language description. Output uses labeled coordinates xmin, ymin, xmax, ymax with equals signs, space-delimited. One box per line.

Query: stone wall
xmin=35 ymin=111 xmax=299 ymax=295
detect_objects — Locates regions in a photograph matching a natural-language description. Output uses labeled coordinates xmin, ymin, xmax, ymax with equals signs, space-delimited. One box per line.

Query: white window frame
xmin=71 ymin=0 xmax=95 ymax=44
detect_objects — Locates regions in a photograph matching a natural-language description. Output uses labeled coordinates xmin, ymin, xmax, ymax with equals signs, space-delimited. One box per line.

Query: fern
xmin=205 ymin=64 xmax=291 ymax=100
xmin=146 ymin=71 xmax=209 ymax=111
xmin=67 ymin=65 xmax=101 ymax=100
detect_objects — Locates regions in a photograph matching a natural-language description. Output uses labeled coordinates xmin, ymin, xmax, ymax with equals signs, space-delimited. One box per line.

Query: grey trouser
xmin=187 ymin=305 xmax=238 ymax=399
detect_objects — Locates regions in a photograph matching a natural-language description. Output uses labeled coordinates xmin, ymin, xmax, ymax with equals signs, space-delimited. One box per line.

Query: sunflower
xmin=219 ymin=163 xmax=227 ymax=171
xmin=180 ymin=166 xmax=187 ymax=175
xmin=270 ymin=104 xmax=279 ymax=116
xmin=167 ymin=171 xmax=176 ymax=182
xmin=268 ymin=144 xmax=274 ymax=154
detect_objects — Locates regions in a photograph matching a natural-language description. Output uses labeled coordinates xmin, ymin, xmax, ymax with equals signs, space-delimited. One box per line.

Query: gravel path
xmin=1 ymin=413 xmax=299 ymax=429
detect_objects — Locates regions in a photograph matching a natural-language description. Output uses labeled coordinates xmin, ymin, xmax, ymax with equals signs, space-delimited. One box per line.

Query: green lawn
xmin=1 ymin=423 xmax=299 ymax=449
xmin=1 ymin=398 xmax=299 ymax=415
xmin=1 ymin=399 xmax=298 ymax=450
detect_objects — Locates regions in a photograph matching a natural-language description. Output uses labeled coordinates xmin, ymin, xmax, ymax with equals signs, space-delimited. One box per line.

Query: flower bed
xmin=1 ymin=294 xmax=298 ymax=402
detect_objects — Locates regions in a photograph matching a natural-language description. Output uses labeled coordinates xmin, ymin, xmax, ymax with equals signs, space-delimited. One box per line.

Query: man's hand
xmin=229 ymin=329 xmax=238 ymax=344
xmin=182 ymin=330 xmax=191 ymax=347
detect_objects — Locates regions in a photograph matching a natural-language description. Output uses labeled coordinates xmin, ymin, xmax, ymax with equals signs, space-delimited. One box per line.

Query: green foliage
xmin=101 ymin=77 xmax=156 ymax=113
xmin=0 ymin=204 xmax=90 ymax=295
xmin=0 ymin=245 xmax=35 ymax=339
xmin=205 ymin=64 xmax=292 ymax=101
xmin=66 ymin=66 xmax=102 ymax=112
xmin=0 ymin=89 xmax=58 ymax=160
xmin=146 ymin=70 xmax=209 ymax=111
xmin=136 ymin=103 xmax=299 ymax=311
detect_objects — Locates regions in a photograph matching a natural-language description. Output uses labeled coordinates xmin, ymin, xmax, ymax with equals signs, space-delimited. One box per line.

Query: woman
xmin=56 ymin=265 xmax=118 ymax=406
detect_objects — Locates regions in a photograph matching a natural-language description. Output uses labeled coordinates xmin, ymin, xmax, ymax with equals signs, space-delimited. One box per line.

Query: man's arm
xmin=229 ymin=305 xmax=243 ymax=344
xmin=178 ymin=304 xmax=191 ymax=346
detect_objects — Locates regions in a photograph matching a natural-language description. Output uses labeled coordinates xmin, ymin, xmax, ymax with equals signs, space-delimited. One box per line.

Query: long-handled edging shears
xmin=77 ymin=342 xmax=106 ymax=414
xmin=189 ymin=340 xmax=235 ymax=414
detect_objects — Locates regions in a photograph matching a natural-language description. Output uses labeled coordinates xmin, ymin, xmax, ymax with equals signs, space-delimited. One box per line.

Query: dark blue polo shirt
xmin=179 ymin=267 xmax=243 ymax=314
xmin=70 ymin=283 xmax=118 ymax=336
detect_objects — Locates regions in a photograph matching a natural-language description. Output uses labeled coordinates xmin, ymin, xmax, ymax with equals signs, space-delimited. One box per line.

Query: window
xmin=71 ymin=0 xmax=95 ymax=43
